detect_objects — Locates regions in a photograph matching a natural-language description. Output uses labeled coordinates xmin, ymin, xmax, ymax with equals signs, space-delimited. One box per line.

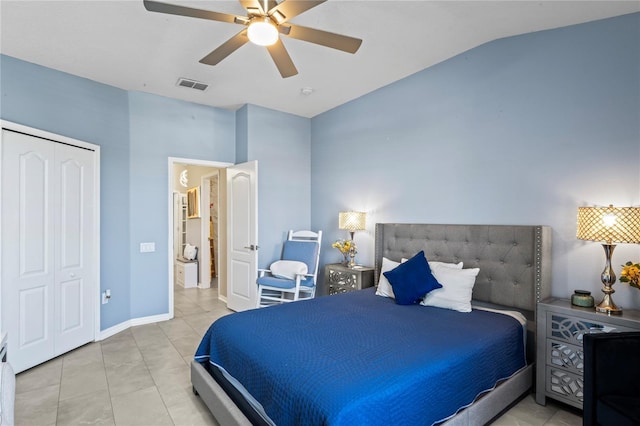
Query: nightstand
xmin=324 ymin=263 xmax=374 ymax=295
xmin=536 ymin=297 xmax=640 ymax=409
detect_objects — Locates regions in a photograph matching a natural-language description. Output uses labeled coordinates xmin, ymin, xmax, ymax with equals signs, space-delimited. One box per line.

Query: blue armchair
xmin=256 ymin=230 xmax=322 ymax=308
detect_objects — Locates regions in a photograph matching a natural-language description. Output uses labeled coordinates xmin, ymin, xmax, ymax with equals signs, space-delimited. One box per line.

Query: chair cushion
xmin=270 ymin=260 xmax=308 ymax=280
xmin=282 ymin=240 xmax=319 ymax=274
xmin=257 ymin=275 xmax=314 ymax=289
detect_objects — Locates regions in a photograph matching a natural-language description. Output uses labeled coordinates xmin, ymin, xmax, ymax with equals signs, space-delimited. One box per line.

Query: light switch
xmin=140 ymin=242 xmax=155 ymax=253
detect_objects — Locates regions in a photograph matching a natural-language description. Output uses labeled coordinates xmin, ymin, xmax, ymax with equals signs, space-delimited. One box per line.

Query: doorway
xmin=167 ymin=158 xmax=232 ymax=318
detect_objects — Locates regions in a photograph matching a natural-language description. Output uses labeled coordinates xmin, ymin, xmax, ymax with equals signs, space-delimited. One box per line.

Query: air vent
xmin=176 ymin=78 xmax=209 ymax=92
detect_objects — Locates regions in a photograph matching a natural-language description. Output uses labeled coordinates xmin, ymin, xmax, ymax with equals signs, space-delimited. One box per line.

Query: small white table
xmin=176 ymin=259 xmax=198 ymax=288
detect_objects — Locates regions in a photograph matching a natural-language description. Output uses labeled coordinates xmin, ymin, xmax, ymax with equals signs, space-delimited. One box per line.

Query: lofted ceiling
xmin=1 ymin=1 xmax=639 ymax=118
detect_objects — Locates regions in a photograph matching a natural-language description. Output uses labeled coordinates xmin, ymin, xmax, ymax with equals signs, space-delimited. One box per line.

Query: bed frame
xmin=191 ymin=223 xmax=552 ymax=425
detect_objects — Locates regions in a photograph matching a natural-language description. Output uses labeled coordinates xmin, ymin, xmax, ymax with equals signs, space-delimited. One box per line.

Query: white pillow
xmin=401 ymin=257 xmax=463 ymax=271
xmin=421 ymin=266 xmax=480 ymax=312
xmin=270 ymin=260 xmax=308 ymax=280
xmin=375 ymin=257 xmax=400 ymax=298
xmin=183 ymin=243 xmax=197 ymax=260
xmin=430 ymin=261 xmax=463 ymax=270
xmin=376 ymin=256 xmax=463 ymax=299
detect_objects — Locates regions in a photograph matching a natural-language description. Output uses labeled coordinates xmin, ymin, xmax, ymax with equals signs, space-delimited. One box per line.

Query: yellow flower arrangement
xmin=620 ymin=261 xmax=640 ymax=289
xmin=333 ymin=239 xmax=358 ymax=266
xmin=332 ymin=239 xmax=356 ymax=255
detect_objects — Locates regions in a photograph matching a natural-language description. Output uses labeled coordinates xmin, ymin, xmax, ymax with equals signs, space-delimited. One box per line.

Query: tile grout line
xmin=54 ymin=356 xmax=63 ymax=425
xmin=98 ymin=339 xmax=117 ymax=426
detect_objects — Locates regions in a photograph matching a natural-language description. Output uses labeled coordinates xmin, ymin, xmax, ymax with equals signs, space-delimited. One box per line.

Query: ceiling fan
xmin=143 ymin=0 xmax=363 ymax=78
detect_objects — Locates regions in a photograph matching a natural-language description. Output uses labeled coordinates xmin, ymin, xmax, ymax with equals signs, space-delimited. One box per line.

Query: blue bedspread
xmin=195 ymin=288 xmax=526 ymax=426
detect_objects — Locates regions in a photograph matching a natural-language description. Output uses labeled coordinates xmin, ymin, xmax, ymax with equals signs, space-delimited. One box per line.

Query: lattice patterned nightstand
xmin=324 ymin=263 xmax=374 ymax=295
xmin=536 ymin=298 xmax=640 ymax=409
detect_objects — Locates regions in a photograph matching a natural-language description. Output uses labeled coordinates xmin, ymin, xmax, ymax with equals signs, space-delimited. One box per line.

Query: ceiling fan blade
xmin=285 ymin=24 xmax=362 ymax=54
xmin=143 ymin=0 xmax=241 ymax=24
xmin=269 ymin=0 xmax=325 ymax=23
xmin=266 ymin=39 xmax=298 ymax=78
xmin=238 ymin=0 xmax=277 ymax=16
xmin=199 ymin=29 xmax=249 ymax=65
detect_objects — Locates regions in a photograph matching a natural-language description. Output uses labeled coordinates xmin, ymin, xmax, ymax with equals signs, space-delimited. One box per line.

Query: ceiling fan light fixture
xmin=247 ymin=17 xmax=278 ymax=46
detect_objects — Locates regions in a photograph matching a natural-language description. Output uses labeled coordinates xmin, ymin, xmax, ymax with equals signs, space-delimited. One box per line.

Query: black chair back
xmin=583 ymin=331 xmax=640 ymax=426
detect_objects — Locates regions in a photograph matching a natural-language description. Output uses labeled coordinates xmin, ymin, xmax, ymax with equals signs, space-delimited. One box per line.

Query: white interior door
xmin=226 ymin=161 xmax=258 ymax=312
xmin=1 ymin=127 xmax=96 ymax=373
xmin=1 ymin=131 xmax=56 ymax=371
xmin=54 ymin=143 xmax=95 ymax=356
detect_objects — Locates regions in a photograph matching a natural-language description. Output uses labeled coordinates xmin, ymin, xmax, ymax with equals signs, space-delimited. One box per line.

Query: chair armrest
xmin=294 ymin=273 xmax=315 ymax=285
xmin=258 ymin=269 xmax=271 ymax=278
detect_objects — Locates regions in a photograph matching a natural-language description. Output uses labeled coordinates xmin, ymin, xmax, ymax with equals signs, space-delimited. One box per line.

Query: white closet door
xmin=1 ymin=129 xmax=95 ymax=372
xmin=54 ymin=143 xmax=95 ymax=356
xmin=1 ymin=131 xmax=56 ymax=372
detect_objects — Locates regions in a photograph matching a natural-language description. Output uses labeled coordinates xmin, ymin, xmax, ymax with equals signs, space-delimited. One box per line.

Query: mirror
xmin=187 ymin=186 xmax=200 ymax=219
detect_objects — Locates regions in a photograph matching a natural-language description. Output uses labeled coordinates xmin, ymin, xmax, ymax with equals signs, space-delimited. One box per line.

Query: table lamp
xmin=338 ymin=211 xmax=366 ymax=241
xmin=577 ymin=205 xmax=640 ymax=314
xmin=338 ymin=211 xmax=366 ymax=268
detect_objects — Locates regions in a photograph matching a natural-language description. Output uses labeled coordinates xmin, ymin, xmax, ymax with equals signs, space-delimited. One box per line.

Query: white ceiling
xmin=1 ymin=1 xmax=639 ymax=118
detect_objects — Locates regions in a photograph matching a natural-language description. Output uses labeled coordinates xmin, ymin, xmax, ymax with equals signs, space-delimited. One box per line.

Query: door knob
xmin=243 ymin=245 xmax=259 ymax=251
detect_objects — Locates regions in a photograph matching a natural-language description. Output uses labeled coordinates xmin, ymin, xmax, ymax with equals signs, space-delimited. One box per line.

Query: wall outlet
xmin=102 ymin=289 xmax=111 ymax=304
xmin=140 ymin=242 xmax=155 ymax=253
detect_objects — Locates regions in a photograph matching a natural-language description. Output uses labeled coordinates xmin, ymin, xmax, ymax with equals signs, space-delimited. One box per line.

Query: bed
xmin=191 ymin=223 xmax=552 ymax=425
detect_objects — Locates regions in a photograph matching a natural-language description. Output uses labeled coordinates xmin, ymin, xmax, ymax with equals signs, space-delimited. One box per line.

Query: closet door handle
xmin=244 ymin=245 xmax=259 ymax=251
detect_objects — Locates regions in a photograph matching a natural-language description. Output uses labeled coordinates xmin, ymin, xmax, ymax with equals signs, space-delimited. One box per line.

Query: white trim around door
xmin=167 ymin=157 xmax=232 ymax=319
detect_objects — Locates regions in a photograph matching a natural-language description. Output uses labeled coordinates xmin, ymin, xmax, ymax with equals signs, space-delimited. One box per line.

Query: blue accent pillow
xmin=383 ymin=251 xmax=442 ymax=305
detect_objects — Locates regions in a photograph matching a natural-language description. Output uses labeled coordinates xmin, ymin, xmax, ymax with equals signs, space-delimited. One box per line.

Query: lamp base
xmin=595 ymin=293 xmax=622 ymax=315
xmin=593 ymin=243 xmax=622 ymax=315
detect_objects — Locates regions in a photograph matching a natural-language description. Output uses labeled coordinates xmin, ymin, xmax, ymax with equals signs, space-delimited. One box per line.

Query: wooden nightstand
xmin=324 ymin=263 xmax=374 ymax=295
xmin=536 ymin=297 xmax=640 ymax=409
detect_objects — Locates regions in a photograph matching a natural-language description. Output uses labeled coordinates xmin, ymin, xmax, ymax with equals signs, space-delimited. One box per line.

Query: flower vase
xmin=342 ymin=252 xmax=350 ymax=266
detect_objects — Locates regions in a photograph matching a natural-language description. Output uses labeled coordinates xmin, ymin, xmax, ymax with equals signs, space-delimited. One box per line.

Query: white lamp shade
xmin=577 ymin=205 xmax=640 ymax=244
xmin=339 ymin=211 xmax=366 ymax=232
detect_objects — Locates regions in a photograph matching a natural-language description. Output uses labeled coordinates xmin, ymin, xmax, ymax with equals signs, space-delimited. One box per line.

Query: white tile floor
xmin=15 ymin=284 xmax=583 ymax=425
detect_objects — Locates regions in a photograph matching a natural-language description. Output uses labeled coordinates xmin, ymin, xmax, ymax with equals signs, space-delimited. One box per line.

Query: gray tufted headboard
xmin=374 ymin=224 xmax=552 ymax=323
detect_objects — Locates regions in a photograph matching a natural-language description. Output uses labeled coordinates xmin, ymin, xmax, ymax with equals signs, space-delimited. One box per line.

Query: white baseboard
xmin=97 ymin=312 xmax=172 ymax=341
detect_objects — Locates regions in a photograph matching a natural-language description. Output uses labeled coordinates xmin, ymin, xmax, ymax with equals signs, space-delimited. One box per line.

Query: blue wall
xmin=0 ymin=56 xmax=242 ymax=328
xmin=242 ymin=104 xmax=312 ymax=266
xmin=0 ymin=55 xmax=133 ymax=329
xmin=0 ymin=54 xmax=312 ymax=330
xmin=128 ymin=91 xmax=236 ymax=319
xmin=311 ymin=13 xmax=640 ymax=307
